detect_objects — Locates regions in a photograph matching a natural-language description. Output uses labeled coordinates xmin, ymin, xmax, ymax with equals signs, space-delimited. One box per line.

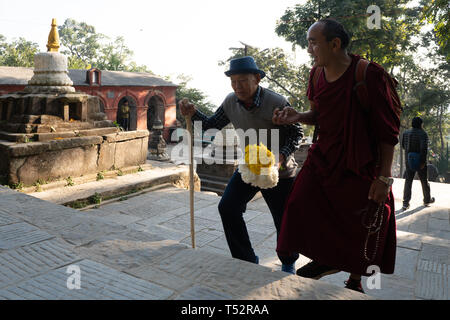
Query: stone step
xmin=198 ymin=174 xmax=229 ymax=195
xmin=0 ymin=131 xmax=35 ymax=142
xmin=27 ymin=164 xmax=192 ymax=206
xmin=197 ymin=173 xmax=230 ymax=183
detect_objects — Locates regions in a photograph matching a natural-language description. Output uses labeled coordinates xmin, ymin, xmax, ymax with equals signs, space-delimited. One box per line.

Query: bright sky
xmin=0 ymin=0 xmax=310 ymax=107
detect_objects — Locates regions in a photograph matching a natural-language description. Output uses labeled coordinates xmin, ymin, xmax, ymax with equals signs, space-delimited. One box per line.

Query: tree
xmin=421 ymin=0 xmax=450 ymax=62
xmin=96 ymin=36 xmax=133 ymax=71
xmin=404 ymin=73 xmax=449 ymax=174
xmin=275 ymin=0 xmax=450 ymax=173
xmin=58 ymin=18 xmax=103 ymax=69
xmin=0 ymin=36 xmax=39 ymax=67
xmin=58 ymin=18 xmax=152 ymax=72
xmin=220 ymin=46 xmax=310 ymax=109
xmin=174 ymin=74 xmax=216 ymax=128
xmin=275 ymin=0 xmax=422 ymax=72
xmin=219 ymin=45 xmax=314 ymax=136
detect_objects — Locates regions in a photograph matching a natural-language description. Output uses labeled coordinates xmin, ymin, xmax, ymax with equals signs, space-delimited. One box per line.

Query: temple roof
xmin=0 ymin=66 xmax=177 ymax=87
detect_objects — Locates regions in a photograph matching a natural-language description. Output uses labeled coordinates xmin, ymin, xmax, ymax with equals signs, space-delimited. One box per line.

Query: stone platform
xmin=0 ymin=129 xmax=149 ymax=186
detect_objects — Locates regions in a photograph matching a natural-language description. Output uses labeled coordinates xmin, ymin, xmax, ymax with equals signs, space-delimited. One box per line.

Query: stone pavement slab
xmin=0 ymin=184 xmax=369 ymax=300
xmin=0 ymin=259 xmax=174 ymax=300
xmin=0 ymin=222 xmax=54 ymax=250
xmin=415 ymin=243 xmax=449 ymax=300
xmin=0 ymin=239 xmax=80 ymax=289
xmin=2 ymin=165 xmax=448 ymax=300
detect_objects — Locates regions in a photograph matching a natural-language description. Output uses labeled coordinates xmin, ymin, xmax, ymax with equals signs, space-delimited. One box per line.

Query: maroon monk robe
xmin=277 ymin=54 xmax=400 ymax=275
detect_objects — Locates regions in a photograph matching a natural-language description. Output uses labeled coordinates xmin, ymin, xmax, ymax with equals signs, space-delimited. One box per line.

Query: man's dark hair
xmin=318 ymin=18 xmax=350 ymax=49
xmin=412 ymin=117 xmax=423 ymax=128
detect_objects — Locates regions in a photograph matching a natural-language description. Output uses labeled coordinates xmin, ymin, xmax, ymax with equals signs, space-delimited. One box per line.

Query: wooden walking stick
xmin=185 ymin=111 xmax=196 ymax=249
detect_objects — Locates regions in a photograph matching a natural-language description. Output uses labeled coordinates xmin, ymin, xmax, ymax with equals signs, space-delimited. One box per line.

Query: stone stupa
xmin=0 ymin=19 xmax=111 ymax=134
xmin=0 ymin=19 xmax=149 ymax=186
xmin=195 ymin=124 xmax=242 ymax=195
xmin=24 ymin=19 xmax=75 ymax=94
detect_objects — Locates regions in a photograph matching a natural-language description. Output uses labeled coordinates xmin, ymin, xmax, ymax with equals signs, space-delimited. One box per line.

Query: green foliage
xmin=275 ymin=0 xmax=422 ymax=72
xmin=274 ymin=0 xmax=449 ymax=165
xmin=220 ymin=46 xmax=310 ymax=111
xmin=1 ymin=19 xmax=154 ymax=73
xmin=34 ymin=181 xmax=42 ymax=192
xmin=58 ymin=18 xmax=102 ymax=64
xmin=68 ymin=200 xmax=87 ymax=209
xmin=96 ymin=171 xmax=104 ymax=181
xmin=421 ymin=0 xmax=450 ymax=62
xmin=10 ymin=181 xmax=23 ymax=190
xmin=90 ymin=192 xmax=102 ymax=205
xmin=0 ymin=35 xmax=39 ymax=67
xmin=96 ymin=36 xmax=133 ymax=71
xmin=58 ymin=19 xmax=153 ymax=72
xmin=220 ymin=46 xmax=314 ymax=136
xmin=67 ymin=56 xmax=91 ymax=69
xmin=174 ymin=74 xmax=217 ymax=127
xmin=66 ymin=176 xmax=75 ymax=187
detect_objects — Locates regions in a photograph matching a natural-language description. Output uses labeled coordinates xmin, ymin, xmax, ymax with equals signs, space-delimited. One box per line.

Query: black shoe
xmin=344 ymin=277 xmax=365 ymax=294
xmin=296 ymin=261 xmax=340 ymax=280
xmin=424 ymin=197 xmax=435 ymax=206
xmin=401 ymin=204 xmax=410 ymax=211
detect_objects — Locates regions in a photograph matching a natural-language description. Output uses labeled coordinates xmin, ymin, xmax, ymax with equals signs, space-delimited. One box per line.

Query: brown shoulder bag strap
xmin=353 ymin=58 xmax=370 ymax=112
xmin=311 ymin=67 xmax=322 ymax=143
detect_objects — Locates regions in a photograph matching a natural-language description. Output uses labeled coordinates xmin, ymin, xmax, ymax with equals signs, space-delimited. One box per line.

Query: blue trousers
xmin=218 ymin=170 xmax=299 ymax=265
xmin=403 ymin=164 xmax=431 ymax=205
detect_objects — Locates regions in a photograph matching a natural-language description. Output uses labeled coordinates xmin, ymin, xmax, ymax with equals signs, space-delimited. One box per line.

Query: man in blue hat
xmin=180 ymin=56 xmax=302 ymax=273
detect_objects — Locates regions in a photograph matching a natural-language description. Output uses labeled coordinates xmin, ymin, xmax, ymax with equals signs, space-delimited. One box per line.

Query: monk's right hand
xmin=179 ymin=98 xmax=196 ymax=117
xmin=272 ymin=107 xmax=299 ymax=125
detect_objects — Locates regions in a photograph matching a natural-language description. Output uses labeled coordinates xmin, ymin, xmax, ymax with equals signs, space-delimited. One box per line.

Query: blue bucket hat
xmin=224 ymin=56 xmax=266 ymax=79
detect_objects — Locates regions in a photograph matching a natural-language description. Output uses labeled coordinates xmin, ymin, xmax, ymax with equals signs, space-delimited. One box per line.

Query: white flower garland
xmin=238 ymin=163 xmax=279 ymax=189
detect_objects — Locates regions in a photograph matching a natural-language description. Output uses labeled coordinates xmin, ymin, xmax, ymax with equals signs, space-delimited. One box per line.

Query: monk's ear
xmin=331 ymin=37 xmax=342 ymax=51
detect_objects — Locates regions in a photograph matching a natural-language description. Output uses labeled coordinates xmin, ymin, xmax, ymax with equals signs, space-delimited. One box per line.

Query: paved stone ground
xmin=0 ymin=172 xmax=368 ymax=300
xmin=318 ymin=179 xmax=449 ymax=300
xmin=2 ymin=156 xmax=448 ymax=300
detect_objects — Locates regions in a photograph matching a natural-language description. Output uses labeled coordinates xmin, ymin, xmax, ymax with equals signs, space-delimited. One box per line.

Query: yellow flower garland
xmin=239 ymin=143 xmax=279 ymax=189
xmin=244 ymin=143 xmax=275 ymax=175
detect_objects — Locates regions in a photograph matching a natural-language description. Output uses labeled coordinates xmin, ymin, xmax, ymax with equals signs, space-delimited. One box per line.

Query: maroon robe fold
xmin=277 ymin=54 xmax=400 ymax=275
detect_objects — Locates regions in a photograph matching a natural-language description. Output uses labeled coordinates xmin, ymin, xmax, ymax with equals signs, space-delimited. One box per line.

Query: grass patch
xmin=10 ymin=181 xmax=24 ymax=190
xmin=34 ymin=182 xmax=42 ymax=192
xmin=66 ymin=176 xmax=75 ymax=187
xmin=96 ymin=171 xmax=105 ymax=181
xmin=90 ymin=192 xmax=102 ymax=205
xmin=66 ymin=192 xmax=102 ymax=209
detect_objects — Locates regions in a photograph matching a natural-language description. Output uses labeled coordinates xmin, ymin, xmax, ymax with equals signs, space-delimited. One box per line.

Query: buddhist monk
xmin=272 ymin=18 xmax=400 ymax=293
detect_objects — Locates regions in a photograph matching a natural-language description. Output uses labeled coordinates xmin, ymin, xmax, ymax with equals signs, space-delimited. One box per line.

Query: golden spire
xmin=46 ymin=18 xmax=60 ymax=52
